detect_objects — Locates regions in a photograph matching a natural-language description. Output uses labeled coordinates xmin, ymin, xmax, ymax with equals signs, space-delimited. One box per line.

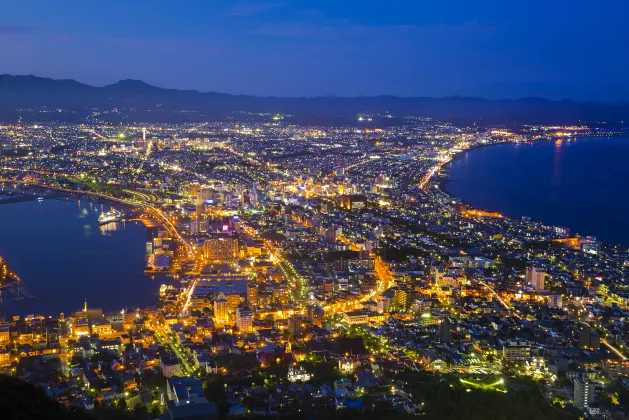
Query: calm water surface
xmin=446 ymin=136 xmax=629 ymax=247
xmin=0 ymin=198 xmax=166 ymax=316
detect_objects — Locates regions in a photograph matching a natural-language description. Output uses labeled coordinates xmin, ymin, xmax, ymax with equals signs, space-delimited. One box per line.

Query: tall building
xmin=323 ymin=228 xmax=337 ymax=244
xmin=377 ymin=296 xmax=390 ymax=314
xmin=236 ymin=307 xmax=253 ymax=333
xmin=225 ymin=294 xmax=241 ymax=314
xmin=307 ymin=305 xmax=324 ymax=327
xmin=439 ymin=318 xmax=453 ymax=343
xmin=213 ymin=293 xmax=228 ymax=324
xmin=393 ymin=287 xmax=411 ymax=311
xmin=579 ymin=328 xmax=600 ymax=350
xmin=526 ymin=266 xmax=546 ymax=291
xmin=574 ymin=377 xmax=595 ymax=411
xmin=288 ymin=314 xmax=307 ymax=338
xmin=205 ymin=238 xmax=238 ymax=260
xmin=195 ymin=203 xmax=205 ymax=220
xmin=273 ymin=286 xmax=291 ymax=305
xmin=247 ymin=283 xmax=259 ymax=306
xmin=195 ymin=188 xmax=213 ymax=205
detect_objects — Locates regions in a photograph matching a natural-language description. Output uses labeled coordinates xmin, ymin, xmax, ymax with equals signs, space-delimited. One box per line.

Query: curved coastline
xmin=435 ymin=140 xmax=526 ymax=201
xmin=440 ymin=136 xmax=629 ymax=248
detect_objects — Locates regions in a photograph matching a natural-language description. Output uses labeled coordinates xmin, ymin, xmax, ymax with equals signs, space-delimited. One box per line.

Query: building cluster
xmin=1 ymin=115 xmax=629 ymax=418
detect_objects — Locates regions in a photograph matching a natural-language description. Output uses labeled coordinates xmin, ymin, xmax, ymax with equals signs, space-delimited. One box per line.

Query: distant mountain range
xmin=1 ymin=74 xmax=628 ymax=125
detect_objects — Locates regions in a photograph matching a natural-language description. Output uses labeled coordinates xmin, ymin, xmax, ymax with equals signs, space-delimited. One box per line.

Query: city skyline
xmin=2 ymin=0 xmax=629 ymax=100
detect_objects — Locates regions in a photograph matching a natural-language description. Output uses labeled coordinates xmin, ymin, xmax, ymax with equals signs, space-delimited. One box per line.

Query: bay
xmin=446 ymin=136 xmax=629 ymax=248
xmin=0 ymin=198 xmax=165 ymax=316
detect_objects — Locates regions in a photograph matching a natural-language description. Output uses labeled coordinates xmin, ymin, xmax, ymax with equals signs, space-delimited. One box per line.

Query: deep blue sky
xmin=1 ymin=0 xmax=628 ymax=100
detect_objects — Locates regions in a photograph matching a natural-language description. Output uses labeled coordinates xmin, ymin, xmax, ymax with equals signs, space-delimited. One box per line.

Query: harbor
xmin=0 ymin=256 xmax=33 ymax=302
xmin=0 ymin=198 xmax=175 ymax=316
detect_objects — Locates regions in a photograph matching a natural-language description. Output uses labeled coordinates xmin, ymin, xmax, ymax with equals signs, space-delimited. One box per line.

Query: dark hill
xmin=1 ymin=74 xmax=629 ymax=124
xmin=0 ymin=374 xmax=130 ymax=420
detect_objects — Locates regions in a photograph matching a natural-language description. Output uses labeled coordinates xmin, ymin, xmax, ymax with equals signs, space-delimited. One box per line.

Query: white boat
xmin=98 ymin=209 xmax=124 ymax=225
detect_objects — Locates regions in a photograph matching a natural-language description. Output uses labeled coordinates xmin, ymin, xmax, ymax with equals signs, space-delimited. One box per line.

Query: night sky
xmin=2 ymin=0 xmax=628 ymax=100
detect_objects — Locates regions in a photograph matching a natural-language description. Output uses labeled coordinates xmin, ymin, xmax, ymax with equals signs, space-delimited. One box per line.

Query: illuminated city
xmin=2 ymin=1 xmax=629 ymax=419
xmin=0 ymin=112 xmax=628 ymax=420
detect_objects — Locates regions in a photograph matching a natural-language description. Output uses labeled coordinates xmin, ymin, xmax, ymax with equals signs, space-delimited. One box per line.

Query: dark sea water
xmin=0 ymin=198 xmax=167 ymax=316
xmin=446 ymin=136 xmax=629 ymax=248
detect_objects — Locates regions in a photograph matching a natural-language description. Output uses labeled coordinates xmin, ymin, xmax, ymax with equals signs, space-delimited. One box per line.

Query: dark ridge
xmin=1 ymin=74 xmax=628 ymax=124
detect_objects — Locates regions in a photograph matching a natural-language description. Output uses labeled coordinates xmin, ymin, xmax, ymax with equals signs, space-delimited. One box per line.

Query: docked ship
xmin=98 ymin=209 xmax=124 ymax=225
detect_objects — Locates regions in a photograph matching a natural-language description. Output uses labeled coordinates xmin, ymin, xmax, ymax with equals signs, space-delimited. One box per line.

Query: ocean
xmin=446 ymin=136 xmax=629 ymax=247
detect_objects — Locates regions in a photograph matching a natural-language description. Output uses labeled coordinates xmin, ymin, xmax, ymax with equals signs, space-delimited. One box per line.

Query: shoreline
xmin=438 ymin=134 xmax=629 ymax=197
xmin=434 ymin=135 xmax=629 ymax=248
xmin=435 ymin=142 xmax=503 ymax=194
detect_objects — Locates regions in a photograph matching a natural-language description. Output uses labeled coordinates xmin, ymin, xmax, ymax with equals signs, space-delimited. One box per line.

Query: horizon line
xmin=1 ymin=73 xmax=627 ymax=105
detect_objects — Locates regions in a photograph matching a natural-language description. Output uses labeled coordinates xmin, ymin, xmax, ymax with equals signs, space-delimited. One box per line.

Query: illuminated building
xmin=273 ymin=286 xmax=291 ymax=305
xmin=434 ymin=267 xmax=463 ymax=289
xmin=0 ymin=351 xmax=11 ymax=367
xmin=603 ymin=359 xmax=629 ymax=378
xmin=574 ymin=377 xmax=595 ymax=411
xmin=213 ymin=293 xmax=228 ymax=324
xmin=195 ymin=188 xmax=213 ymax=205
xmin=343 ymin=311 xmax=368 ymax=326
xmin=377 ymin=296 xmax=390 ymax=314
xmin=375 ymin=173 xmax=389 ymax=188
xmin=205 ymin=238 xmax=238 ymax=260
xmin=411 ymin=298 xmax=430 ymax=314
xmin=287 ymin=363 xmax=311 ymax=382
xmin=247 ymin=283 xmax=259 ymax=306
xmin=579 ymin=328 xmax=600 ymax=350
xmin=74 ymin=320 xmax=90 ymax=336
xmin=419 ymin=313 xmax=436 ymax=326
xmin=236 ymin=307 xmax=253 ymax=333
xmin=502 ymin=340 xmax=531 ymax=363
xmin=91 ymin=321 xmax=113 ymax=336
xmin=323 ymin=228 xmax=337 ymax=243
xmin=339 ymin=357 xmax=359 ymax=373
xmin=0 ymin=326 xmax=10 ymax=345
xmin=393 ymin=288 xmax=411 ymax=311
xmin=195 ymin=203 xmax=205 ymax=220
xmin=526 ymin=266 xmax=546 ymax=291
xmin=160 ymin=355 xmax=181 ymax=378
xmin=580 ymin=237 xmax=601 ymax=255
xmin=339 ymin=194 xmax=367 ymax=211
xmin=307 ymin=305 xmax=324 ymax=327
xmin=322 ymin=280 xmax=334 ymax=296
xmin=77 ymin=299 xmax=104 ymax=325
xmin=288 ymin=314 xmax=307 ymax=338
xmin=548 ymin=294 xmax=562 ymax=309
xmin=225 ymin=294 xmax=241 ymax=314
xmin=438 ymin=318 xmax=453 ymax=343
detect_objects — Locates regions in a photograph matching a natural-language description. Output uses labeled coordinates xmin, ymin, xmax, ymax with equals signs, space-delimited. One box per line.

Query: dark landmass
xmin=2 ymin=74 xmax=629 ymax=125
xmin=0 ymin=374 xmax=132 ymax=420
xmin=0 ymin=373 xmax=574 ymax=420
